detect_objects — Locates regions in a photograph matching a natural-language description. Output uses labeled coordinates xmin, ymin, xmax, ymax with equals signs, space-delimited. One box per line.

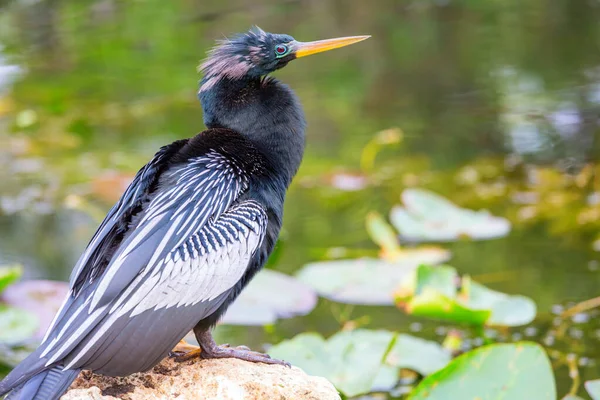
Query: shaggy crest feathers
xmin=199 ymin=26 xmax=267 ymax=81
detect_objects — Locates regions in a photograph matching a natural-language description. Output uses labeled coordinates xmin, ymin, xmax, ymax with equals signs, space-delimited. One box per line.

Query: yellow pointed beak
xmin=294 ymin=35 xmax=370 ymax=58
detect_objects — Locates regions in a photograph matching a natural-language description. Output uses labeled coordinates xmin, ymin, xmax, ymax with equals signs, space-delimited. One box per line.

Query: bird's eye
xmin=275 ymin=44 xmax=289 ymax=58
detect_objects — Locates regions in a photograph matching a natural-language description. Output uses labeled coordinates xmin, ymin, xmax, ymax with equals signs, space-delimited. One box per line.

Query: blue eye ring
xmin=275 ymin=44 xmax=289 ymax=58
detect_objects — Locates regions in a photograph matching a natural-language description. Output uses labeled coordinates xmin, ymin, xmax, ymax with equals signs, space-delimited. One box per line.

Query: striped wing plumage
xmin=36 ymin=147 xmax=267 ymax=375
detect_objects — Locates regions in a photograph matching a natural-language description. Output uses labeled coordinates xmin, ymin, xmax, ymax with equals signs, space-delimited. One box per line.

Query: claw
xmin=175 ymin=348 xmax=202 ymax=362
xmin=172 ymin=339 xmax=202 ymax=362
xmin=194 ymin=329 xmax=289 ymax=367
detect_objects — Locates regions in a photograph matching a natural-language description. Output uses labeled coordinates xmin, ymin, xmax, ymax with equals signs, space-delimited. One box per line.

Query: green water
xmin=0 ymin=0 xmax=599 ymax=398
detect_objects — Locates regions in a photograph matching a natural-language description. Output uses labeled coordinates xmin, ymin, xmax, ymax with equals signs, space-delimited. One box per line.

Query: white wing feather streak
xmin=89 ymin=152 xmax=247 ymax=311
xmin=41 ymin=151 xmax=257 ymax=366
xmin=122 ymin=200 xmax=266 ymax=316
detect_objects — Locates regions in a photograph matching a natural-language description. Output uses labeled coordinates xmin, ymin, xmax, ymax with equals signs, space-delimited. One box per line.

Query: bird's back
xmin=0 ymin=127 xmax=281 ymax=397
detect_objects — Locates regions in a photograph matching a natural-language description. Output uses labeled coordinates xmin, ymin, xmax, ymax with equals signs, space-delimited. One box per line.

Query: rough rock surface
xmin=61 ymin=357 xmax=340 ymax=400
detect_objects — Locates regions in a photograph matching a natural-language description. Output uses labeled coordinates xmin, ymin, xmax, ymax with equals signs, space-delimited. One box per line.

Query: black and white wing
xmin=37 ymin=144 xmax=267 ymax=375
xmin=69 ymin=138 xmax=189 ymax=296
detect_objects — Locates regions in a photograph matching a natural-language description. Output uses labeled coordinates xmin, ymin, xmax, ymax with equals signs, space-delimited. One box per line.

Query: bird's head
xmin=199 ymin=26 xmax=369 ymax=91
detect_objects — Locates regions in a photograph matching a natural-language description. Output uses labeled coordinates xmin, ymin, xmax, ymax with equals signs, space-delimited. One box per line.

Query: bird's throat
xmin=198 ymin=76 xmax=306 ymax=186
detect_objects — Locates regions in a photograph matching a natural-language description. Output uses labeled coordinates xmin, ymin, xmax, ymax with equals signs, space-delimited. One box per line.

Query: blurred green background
xmin=0 ymin=0 xmax=599 ymax=398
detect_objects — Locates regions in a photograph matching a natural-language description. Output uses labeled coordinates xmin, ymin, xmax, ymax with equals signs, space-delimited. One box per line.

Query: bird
xmin=0 ymin=27 xmax=369 ymax=400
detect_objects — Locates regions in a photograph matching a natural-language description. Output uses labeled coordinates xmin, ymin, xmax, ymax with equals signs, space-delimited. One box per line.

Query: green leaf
xmin=366 ymin=211 xmax=401 ymax=254
xmin=414 ymin=264 xmax=457 ymax=298
xmin=0 ymin=305 xmax=38 ymax=345
xmin=269 ymin=329 xmax=396 ymax=397
xmin=407 ymin=288 xmax=491 ymax=325
xmin=397 ymin=265 xmax=536 ymax=327
xmin=408 ymin=343 xmax=556 ymax=400
xmin=220 ymin=270 xmax=317 ymax=326
xmin=586 ymin=380 xmax=600 ymax=400
xmin=0 ymin=265 xmax=22 ymax=294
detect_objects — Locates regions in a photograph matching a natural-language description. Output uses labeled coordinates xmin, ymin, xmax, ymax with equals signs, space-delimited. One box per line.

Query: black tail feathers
xmin=0 ymin=349 xmax=80 ymax=400
xmin=3 ymin=366 xmax=80 ymax=400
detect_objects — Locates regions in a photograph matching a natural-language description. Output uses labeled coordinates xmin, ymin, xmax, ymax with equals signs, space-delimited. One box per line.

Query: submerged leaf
xmin=408 ymin=343 xmax=556 ymax=400
xmin=366 ymin=212 xmax=451 ymax=264
xmin=220 ymin=270 xmax=317 ymax=326
xmin=366 ymin=211 xmax=401 ymax=256
xmin=270 ymin=330 xmax=395 ymax=397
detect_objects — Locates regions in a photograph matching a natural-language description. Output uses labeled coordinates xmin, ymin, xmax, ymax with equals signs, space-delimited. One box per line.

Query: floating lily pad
xmin=373 ymin=334 xmax=451 ymax=391
xmin=269 ymin=329 xmax=395 ymax=397
xmin=385 ymin=334 xmax=451 ymax=375
xmin=408 ymin=343 xmax=556 ymax=400
xmin=220 ymin=270 xmax=317 ymax=326
xmin=296 ymin=259 xmax=416 ymax=305
xmin=0 ymin=265 xmax=22 ymax=294
xmin=390 ymin=188 xmax=511 ymax=242
xmin=466 ymin=278 xmax=536 ymax=326
xmin=396 ymin=265 xmax=536 ymax=327
xmin=0 ymin=305 xmax=38 ymax=345
xmin=366 ymin=212 xmax=451 ymax=265
xmin=587 ymin=380 xmax=600 ymax=400
xmin=1 ymin=280 xmax=69 ymax=338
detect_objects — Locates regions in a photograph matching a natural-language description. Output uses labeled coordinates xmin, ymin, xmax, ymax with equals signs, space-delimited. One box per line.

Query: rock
xmin=62 ymin=357 xmax=340 ymax=400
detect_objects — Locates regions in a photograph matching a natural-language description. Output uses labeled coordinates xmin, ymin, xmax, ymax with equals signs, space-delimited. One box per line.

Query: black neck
xmin=198 ymin=77 xmax=306 ymax=187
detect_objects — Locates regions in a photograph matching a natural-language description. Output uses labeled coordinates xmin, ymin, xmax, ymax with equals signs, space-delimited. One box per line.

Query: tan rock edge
xmin=61 ymin=357 xmax=340 ymax=400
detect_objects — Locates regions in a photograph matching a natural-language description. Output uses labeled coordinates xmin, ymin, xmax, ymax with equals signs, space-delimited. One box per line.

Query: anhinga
xmin=0 ymin=27 xmax=368 ymax=400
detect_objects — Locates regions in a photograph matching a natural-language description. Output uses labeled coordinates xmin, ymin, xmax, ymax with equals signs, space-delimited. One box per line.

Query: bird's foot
xmin=193 ymin=328 xmax=290 ymax=367
xmin=171 ymin=339 xmax=202 ymax=361
xmin=200 ymin=343 xmax=290 ymax=367
xmin=172 ymin=339 xmax=200 ymax=353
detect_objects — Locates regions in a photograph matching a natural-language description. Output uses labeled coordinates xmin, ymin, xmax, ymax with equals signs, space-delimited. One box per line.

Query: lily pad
xmin=466 ymin=278 xmax=537 ymax=326
xmin=396 ymin=265 xmax=536 ymax=327
xmin=0 ymin=305 xmax=38 ymax=345
xmin=385 ymin=334 xmax=451 ymax=376
xmin=2 ymin=280 xmax=69 ymax=338
xmin=220 ymin=270 xmax=317 ymax=326
xmin=0 ymin=265 xmax=22 ymax=294
xmin=296 ymin=259 xmax=416 ymax=305
xmin=390 ymin=188 xmax=511 ymax=242
xmin=586 ymin=380 xmax=600 ymax=400
xmin=373 ymin=334 xmax=451 ymax=391
xmin=269 ymin=329 xmax=395 ymax=397
xmin=408 ymin=343 xmax=556 ymax=400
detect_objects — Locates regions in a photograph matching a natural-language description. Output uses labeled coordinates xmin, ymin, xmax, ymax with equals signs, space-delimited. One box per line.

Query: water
xmin=0 ymin=0 xmax=599 ymax=397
